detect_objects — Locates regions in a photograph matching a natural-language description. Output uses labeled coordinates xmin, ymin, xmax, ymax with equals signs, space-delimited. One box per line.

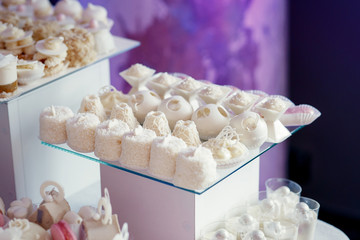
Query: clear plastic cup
xmin=200 ymin=221 xmax=237 ymax=240
xmin=224 ymin=206 xmax=259 ymax=239
xmin=246 ymin=191 xmax=281 ymax=222
xmin=265 ymin=178 xmax=302 ymax=197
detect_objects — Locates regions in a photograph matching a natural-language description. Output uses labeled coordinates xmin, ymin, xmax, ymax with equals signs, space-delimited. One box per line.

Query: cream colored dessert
xmin=230 ymin=111 xmax=268 ymax=149
xmin=247 ymin=198 xmax=281 ymax=222
xmin=119 ymin=63 xmax=155 ymax=92
xmin=255 ymin=96 xmax=293 ymax=122
xmin=78 ymin=94 xmax=107 ymax=122
xmin=202 ymin=228 xmax=236 ymax=240
xmin=158 ymin=95 xmax=193 ymax=130
xmin=32 ymin=0 xmax=54 ymax=19
xmin=290 ymin=202 xmax=318 ymax=240
xmin=267 ymin=186 xmax=300 ymax=220
xmin=280 ymin=104 xmax=321 ymax=127
xmin=17 ymin=59 xmax=44 ymax=85
xmin=82 ymin=3 xmax=109 ymax=26
xmin=172 ymin=76 xmax=203 ymax=100
xmin=191 ymin=104 xmax=230 ymax=140
xmin=197 ymin=84 xmax=231 ymax=104
xmin=149 ymin=135 xmax=187 ymax=179
xmin=172 ymin=120 xmax=201 ymax=147
xmin=39 ymin=105 xmax=74 ymax=144
xmin=66 ymin=112 xmax=100 ymax=153
xmin=110 ymin=102 xmax=140 ymax=129
xmin=0 ymin=53 xmax=17 ymax=94
xmin=225 ymin=214 xmax=259 ymax=238
xmin=263 ymin=220 xmax=298 ymax=240
xmin=94 ymin=119 xmax=130 ymax=161
xmin=1 ymin=26 xmax=34 ymax=57
xmin=63 ymin=211 xmax=82 ymax=225
xmin=225 ymin=90 xmax=259 ymax=115
xmin=98 ymin=86 xmax=128 ymax=117
xmin=173 ymin=146 xmax=217 ymax=190
xmin=143 ymin=111 xmax=171 ymax=136
xmin=85 ymin=19 xmax=115 ymax=55
xmin=128 ymin=90 xmax=162 ymax=124
xmin=7 ymin=197 xmax=33 ymax=219
xmin=119 ymin=126 xmax=157 ymax=169
xmin=78 ymin=206 xmax=97 ymax=221
xmin=33 ymin=36 xmax=68 ymax=76
xmin=54 ymin=0 xmax=83 ymax=21
xmin=8 ymin=218 xmax=50 ymax=240
xmin=31 ymin=20 xmax=60 ymax=42
xmin=146 ymin=72 xmax=180 ymax=98
xmin=243 ymin=230 xmax=267 ymax=240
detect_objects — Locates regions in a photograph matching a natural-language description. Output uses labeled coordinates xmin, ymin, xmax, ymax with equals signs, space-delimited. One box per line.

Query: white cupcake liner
xmin=279 ymin=104 xmax=321 ymax=126
xmin=254 ymin=95 xmax=294 ymax=122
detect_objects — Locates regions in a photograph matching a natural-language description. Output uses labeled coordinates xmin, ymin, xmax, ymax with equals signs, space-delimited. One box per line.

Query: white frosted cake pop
xmin=173 ymin=146 xmax=217 ymax=190
xmin=78 ymin=94 xmax=107 ymax=122
xmin=66 ymin=113 xmax=100 ymax=152
xmin=119 ymin=126 xmax=157 ymax=169
xmin=39 ymin=105 xmax=74 ymax=144
xmin=172 ymin=120 xmax=201 ymax=147
xmin=149 ymin=135 xmax=187 ymax=179
xmin=128 ymin=90 xmax=161 ymax=124
xmin=230 ymin=112 xmax=268 ymax=149
xmin=143 ymin=111 xmax=171 ymax=136
xmin=54 ymin=0 xmax=83 ymax=21
xmin=110 ymin=102 xmax=140 ymax=129
xmin=94 ymin=119 xmax=130 ymax=161
xmin=191 ymin=104 xmax=230 ymax=140
xmin=158 ymin=95 xmax=193 ymax=130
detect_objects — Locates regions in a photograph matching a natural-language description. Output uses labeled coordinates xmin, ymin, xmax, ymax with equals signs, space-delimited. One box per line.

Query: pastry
xmin=8 ymin=218 xmax=50 ymax=240
xmin=66 ymin=113 xmax=100 ymax=153
xmin=119 ymin=126 xmax=156 ymax=169
xmin=54 ymin=0 xmax=83 ymax=21
xmin=31 ymin=20 xmax=60 ymax=41
xmin=51 ymin=220 xmax=77 ymax=240
xmin=1 ymin=25 xmax=34 ymax=58
xmin=78 ymin=94 xmax=107 ymax=122
xmin=82 ymin=3 xmax=109 ymax=26
xmin=224 ymin=90 xmax=259 ymax=115
xmin=191 ymin=104 xmax=230 ymax=140
xmin=119 ymin=63 xmax=155 ymax=93
xmin=98 ymin=85 xmax=128 ymax=117
xmin=29 ymin=181 xmax=71 ymax=230
xmin=7 ymin=197 xmax=33 ymax=219
xmin=17 ymin=59 xmax=45 ymax=85
xmin=149 ymin=135 xmax=187 ymax=179
xmin=0 ymin=54 xmax=18 ymax=95
xmin=84 ymin=19 xmax=115 ymax=55
xmin=110 ymin=102 xmax=140 ymax=129
xmin=94 ymin=119 xmax=130 ymax=161
xmin=39 ymin=105 xmax=74 ymax=144
xmin=32 ymin=0 xmax=54 ymax=19
xmin=173 ymin=146 xmax=217 ymax=190
xmin=146 ymin=72 xmax=180 ymax=98
xmin=196 ymin=84 xmax=231 ymax=104
xmin=157 ymin=95 xmax=193 ymax=130
xmin=143 ymin=111 xmax=171 ymax=136
xmin=128 ymin=90 xmax=161 ymax=124
xmin=171 ymin=76 xmax=203 ymax=101
xmin=172 ymin=120 xmax=201 ymax=147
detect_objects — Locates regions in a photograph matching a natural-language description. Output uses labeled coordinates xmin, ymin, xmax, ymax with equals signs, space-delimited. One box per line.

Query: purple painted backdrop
xmin=80 ymin=0 xmax=288 ymax=188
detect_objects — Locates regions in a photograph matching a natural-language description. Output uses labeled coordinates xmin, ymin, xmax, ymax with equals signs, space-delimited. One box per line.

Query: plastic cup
xmin=200 ymin=221 xmax=236 ymax=240
xmin=265 ymin=178 xmax=302 ymax=197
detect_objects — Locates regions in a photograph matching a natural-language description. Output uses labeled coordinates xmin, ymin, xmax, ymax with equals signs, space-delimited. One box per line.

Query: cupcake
xmin=0 ymin=54 xmax=18 ymax=96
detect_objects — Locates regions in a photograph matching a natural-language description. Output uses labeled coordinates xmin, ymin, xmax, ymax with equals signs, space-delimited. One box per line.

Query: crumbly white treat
xmin=173 ymin=146 xmax=217 ymax=190
xmin=197 ymin=84 xmax=230 ymax=104
xmin=172 ymin=120 xmax=201 ymax=147
xmin=78 ymin=94 xmax=107 ymax=122
xmin=17 ymin=59 xmax=44 ymax=85
xmin=149 ymin=135 xmax=187 ymax=179
xmin=0 ymin=54 xmax=17 ymax=86
xmin=147 ymin=72 xmax=179 ymax=98
xmin=66 ymin=113 xmax=100 ymax=152
xmin=119 ymin=126 xmax=157 ymax=169
xmin=98 ymin=86 xmax=128 ymax=116
xmin=110 ymin=102 xmax=139 ymax=129
xmin=39 ymin=105 xmax=74 ymax=144
xmin=94 ymin=119 xmax=130 ymax=161
xmin=82 ymin=3 xmax=108 ymax=25
xmin=121 ymin=63 xmax=155 ymax=79
xmin=226 ymin=91 xmax=259 ymax=115
xmin=54 ymin=0 xmax=83 ymax=20
xmin=128 ymin=90 xmax=161 ymax=124
xmin=143 ymin=111 xmax=171 ymax=136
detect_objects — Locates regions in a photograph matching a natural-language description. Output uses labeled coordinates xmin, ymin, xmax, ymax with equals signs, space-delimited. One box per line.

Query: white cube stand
xmin=101 ymin=157 xmax=259 ymax=240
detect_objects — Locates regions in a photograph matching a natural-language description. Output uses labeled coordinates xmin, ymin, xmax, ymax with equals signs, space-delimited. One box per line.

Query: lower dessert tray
xmin=42 ymin=125 xmax=304 ymax=195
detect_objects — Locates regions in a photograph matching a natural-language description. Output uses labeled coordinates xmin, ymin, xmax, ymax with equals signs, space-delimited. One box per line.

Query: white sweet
xmin=35 ymin=36 xmax=68 ymax=57
xmin=9 ymin=219 xmax=49 ymax=240
xmin=95 ymin=119 xmax=130 ymax=161
xmin=149 ymin=135 xmax=187 ymax=179
xmin=119 ymin=63 xmax=155 ymax=91
xmin=225 ymin=213 xmax=259 ymax=238
xmin=191 ymin=104 xmax=230 ymax=140
xmin=54 ymin=0 xmax=83 ymax=20
xmin=230 ymin=112 xmax=268 ymax=149
xmin=78 ymin=94 xmax=107 ymax=122
xmin=248 ymin=198 xmax=281 ymax=221
xmin=63 ymin=211 xmax=82 ymax=225
xmin=173 ymin=146 xmax=217 ymax=190
xmin=0 ymin=54 xmax=17 ymax=86
xmin=128 ymin=90 xmax=161 ymax=124
xmin=33 ymin=0 xmax=54 ymax=18
xmin=172 ymin=76 xmax=203 ymax=100
xmin=82 ymin=3 xmax=108 ymax=25
xmin=202 ymin=228 xmax=236 ymax=240
xmin=98 ymin=86 xmax=128 ymax=116
xmin=243 ymin=230 xmax=267 ymax=240
xmin=110 ymin=102 xmax=140 ymax=129
xmin=17 ymin=60 xmax=45 ymax=85
xmin=197 ymin=84 xmax=231 ymax=104
xmin=255 ymin=96 xmax=293 ymax=122
xmin=172 ymin=120 xmax=201 ymax=147
xmin=226 ymin=91 xmax=259 ymax=114
xmin=158 ymin=95 xmax=193 ymax=130
xmin=143 ymin=111 xmax=171 ymax=136
xmin=0 ymin=197 xmax=4 ymax=214
xmin=268 ymin=186 xmax=299 ymax=220
xmin=0 ymin=227 xmax=22 ymax=240
xmin=147 ymin=72 xmax=180 ymax=98
xmin=290 ymin=202 xmax=318 ymax=240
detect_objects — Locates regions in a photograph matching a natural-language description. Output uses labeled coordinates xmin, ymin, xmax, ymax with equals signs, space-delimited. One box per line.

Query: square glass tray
xmin=0 ymin=37 xmax=140 ymax=103
xmin=42 ymin=125 xmax=304 ymax=195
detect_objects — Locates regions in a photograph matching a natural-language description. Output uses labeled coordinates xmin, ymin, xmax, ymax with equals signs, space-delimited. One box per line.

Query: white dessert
xmin=202 ymin=228 xmax=236 ymax=240
xmin=110 ymin=102 xmax=140 ymax=129
xmin=8 ymin=218 xmax=50 ymax=240
xmin=95 ymin=119 xmax=130 ymax=161
xmin=225 ymin=91 xmax=259 ymax=115
xmin=243 ymin=230 xmax=267 ymax=240
xmin=66 ymin=112 xmax=100 ymax=153
xmin=32 ymin=0 xmax=54 ymax=18
xmin=197 ymin=84 xmax=231 ymax=104
xmin=146 ymin=72 xmax=180 ymax=98
xmin=143 ymin=111 xmax=171 ymax=136
xmin=149 ymin=135 xmax=187 ymax=179
xmin=78 ymin=206 xmax=97 ymax=221
xmin=82 ymin=3 xmax=109 ymax=26
xmin=248 ymin=198 xmax=281 ymax=222
xmin=173 ymin=146 xmax=217 ymax=190
xmin=17 ymin=59 xmax=44 ymax=85
xmin=119 ymin=63 xmax=155 ymax=92
xmin=230 ymin=111 xmax=268 ymax=149
xmin=158 ymin=95 xmax=193 ymax=130
xmin=119 ymin=126 xmax=157 ymax=169
xmin=128 ymin=90 xmax=162 ymax=124
xmin=191 ymin=104 xmax=230 ymax=140
xmin=280 ymin=104 xmax=321 ymax=127
xmin=290 ymin=202 xmax=318 ymax=240
xmin=225 ymin=213 xmax=259 ymax=238
xmin=0 ymin=54 xmax=18 ymax=94
xmin=267 ymin=186 xmax=300 ymax=220
xmin=84 ymin=19 xmax=115 ymax=55
xmin=63 ymin=211 xmax=82 ymax=225
xmin=7 ymin=197 xmax=33 ymax=219
xmin=98 ymin=86 xmax=128 ymax=117
xmin=263 ymin=220 xmax=298 ymax=240
xmin=254 ymin=96 xmax=293 ymax=122
xmin=172 ymin=76 xmax=203 ymax=100
xmin=172 ymin=120 xmax=201 ymax=147
xmin=78 ymin=94 xmax=107 ymax=122
xmin=54 ymin=0 xmax=83 ymax=21
xmin=39 ymin=105 xmax=74 ymax=144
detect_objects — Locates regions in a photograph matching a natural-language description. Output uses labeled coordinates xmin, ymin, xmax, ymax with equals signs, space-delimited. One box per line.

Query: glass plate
xmin=42 ymin=125 xmax=304 ymax=195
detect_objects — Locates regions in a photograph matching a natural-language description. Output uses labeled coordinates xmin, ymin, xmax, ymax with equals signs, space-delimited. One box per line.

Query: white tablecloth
xmin=315 ymin=220 xmax=349 ymax=240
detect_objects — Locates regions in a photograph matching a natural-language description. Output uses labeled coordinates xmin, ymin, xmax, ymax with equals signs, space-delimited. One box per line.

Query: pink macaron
xmin=51 ymin=220 xmax=77 ymax=240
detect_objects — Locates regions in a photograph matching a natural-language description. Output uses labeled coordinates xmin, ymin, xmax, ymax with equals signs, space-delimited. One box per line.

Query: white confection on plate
xmin=128 ymin=90 xmax=161 ymax=124
xmin=197 ymin=84 xmax=231 ymax=104
xmin=146 ymin=72 xmax=180 ymax=98
xmin=82 ymin=3 xmax=108 ymax=25
xmin=172 ymin=120 xmax=201 ymax=147
xmin=243 ymin=230 xmax=267 ymax=240
xmin=263 ymin=220 xmax=298 ymax=240
xmin=191 ymin=104 xmax=230 ymax=140
xmin=98 ymin=86 xmax=128 ymax=116
xmin=158 ymin=95 xmax=193 ymax=130
xmin=248 ymin=198 xmax=281 ymax=222
xmin=230 ymin=111 xmax=268 ymax=149
xmin=63 ymin=211 xmax=82 ymax=225
xmin=0 ymin=54 xmax=17 ymax=86
xmin=8 ymin=219 xmax=50 ymax=240
xmin=93 ymin=27 xmax=115 ymax=54
xmin=119 ymin=126 xmax=157 ymax=169
xmin=66 ymin=112 xmax=100 ymax=153
xmin=78 ymin=94 xmax=107 ymax=122
xmin=54 ymin=0 xmax=83 ymax=20
xmin=32 ymin=0 xmax=54 ymax=18
xmin=172 ymin=76 xmax=203 ymax=100
xmin=225 ymin=213 xmax=259 ymax=238
xmin=173 ymin=146 xmax=217 ymax=190
xmin=39 ymin=105 xmax=74 ymax=144
xmin=225 ymin=90 xmax=259 ymax=115
xmin=35 ymin=36 xmax=68 ymax=57
xmin=290 ymin=202 xmax=318 ymax=240
xmin=280 ymin=104 xmax=321 ymax=127
xmin=254 ymin=95 xmax=293 ymax=122
xmin=95 ymin=119 xmax=130 ymax=161
xmin=110 ymin=102 xmax=140 ymax=129
xmin=143 ymin=111 xmax=171 ymax=136
xmin=149 ymin=135 xmax=187 ymax=179
xmin=119 ymin=63 xmax=155 ymax=89
xmin=202 ymin=228 xmax=236 ymax=240
xmin=268 ymin=186 xmax=300 ymax=220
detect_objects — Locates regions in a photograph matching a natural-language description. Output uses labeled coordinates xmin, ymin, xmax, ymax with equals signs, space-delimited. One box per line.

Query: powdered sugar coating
xmin=78 ymin=94 xmax=107 ymax=122
xmin=172 ymin=120 xmax=201 ymax=147
xmin=143 ymin=111 xmax=171 ymax=136
xmin=110 ymin=102 xmax=140 ymax=129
